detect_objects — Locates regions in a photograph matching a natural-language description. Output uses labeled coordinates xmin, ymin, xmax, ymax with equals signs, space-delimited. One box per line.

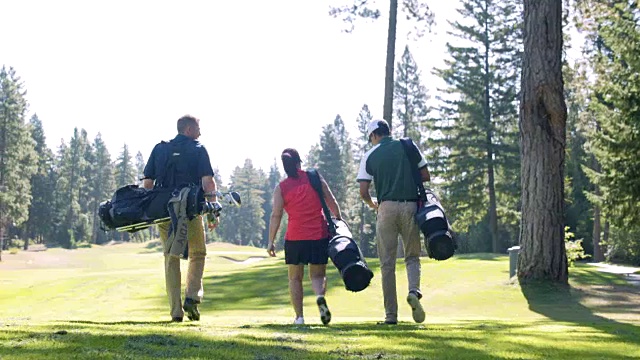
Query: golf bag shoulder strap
xmin=306 ymin=169 xmax=337 ymax=236
xmin=399 ymin=137 xmax=427 ymax=201
xmin=155 ymin=140 xmax=188 ymax=189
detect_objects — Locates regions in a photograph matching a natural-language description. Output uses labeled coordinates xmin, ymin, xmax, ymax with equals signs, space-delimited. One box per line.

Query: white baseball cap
xmin=367 ymin=119 xmax=389 ymax=137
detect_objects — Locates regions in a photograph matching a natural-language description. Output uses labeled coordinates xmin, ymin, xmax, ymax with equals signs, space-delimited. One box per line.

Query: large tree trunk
xmin=602 ymin=219 xmax=609 ymax=257
xmin=591 ymin=155 xmax=605 ymax=262
xmin=383 ymin=0 xmax=398 ymax=131
xmin=517 ymin=0 xmax=568 ymax=284
xmin=382 ymin=0 xmax=401 ymax=258
xmin=483 ymin=5 xmax=499 ymax=253
xmin=592 ymin=204 xmax=604 ymax=262
xmin=0 ymin=222 xmax=4 ymax=262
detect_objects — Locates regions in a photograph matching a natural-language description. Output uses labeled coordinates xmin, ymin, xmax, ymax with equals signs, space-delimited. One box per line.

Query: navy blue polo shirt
xmin=143 ymin=134 xmax=215 ymax=188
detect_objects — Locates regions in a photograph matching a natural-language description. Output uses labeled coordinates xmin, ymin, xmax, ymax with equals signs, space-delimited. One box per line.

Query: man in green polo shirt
xmin=357 ymin=119 xmax=430 ymax=325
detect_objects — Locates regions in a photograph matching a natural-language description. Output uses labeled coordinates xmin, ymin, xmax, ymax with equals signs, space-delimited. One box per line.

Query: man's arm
xmin=142 ymin=178 xmax=154 ymax=190
xmin=420 ymin=166 xmax=430 ymax=182
xmin=202 ymin=175 xmax=218 ymax=202
xmin=267 ymin=185 xmax=284 ymax=256
xmin=359 ymin=181 xmax=377 ymax=210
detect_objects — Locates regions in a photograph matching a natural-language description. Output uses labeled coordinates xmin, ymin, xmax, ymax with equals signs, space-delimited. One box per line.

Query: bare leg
xmin=310 ymin=264 xmax=331 ymax=324
xmin=309 ymin=264 xmax=327 ymax=296
xmin=288 ymin=265 xmax=305 ymax=318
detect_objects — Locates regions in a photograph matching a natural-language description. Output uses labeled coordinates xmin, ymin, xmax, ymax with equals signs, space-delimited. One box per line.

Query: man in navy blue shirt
xmin=142 ymin=115 xmax=218 ymax=322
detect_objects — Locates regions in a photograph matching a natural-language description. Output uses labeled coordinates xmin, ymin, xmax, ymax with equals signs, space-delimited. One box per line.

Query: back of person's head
xmin=177 ymin=115 xmax=199 ymax=134
xmin=281 ymin=148 xmax=302 ymax=178
xmin=367 ymin=119 xmax=391 ymax=138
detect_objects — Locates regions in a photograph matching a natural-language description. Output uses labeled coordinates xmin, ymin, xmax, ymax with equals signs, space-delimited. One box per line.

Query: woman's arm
xmin=267 ymin=185 xmax=284 ymax=256
xmin=321 ymin=176 xmax=342 ymax=220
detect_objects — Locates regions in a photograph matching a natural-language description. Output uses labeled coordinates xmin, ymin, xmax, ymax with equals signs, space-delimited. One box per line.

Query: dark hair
xmin=177 ymin=115 xmax=199 ymax=134
xmin=281 ymin=148 xmax=301 ymax=178
xmin=372 ymin=120 xmax=390 ymax=137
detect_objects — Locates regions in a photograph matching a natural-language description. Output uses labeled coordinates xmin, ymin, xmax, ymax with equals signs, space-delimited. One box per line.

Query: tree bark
xmin=591 ymin=155 xmax=605 ymax=262
xmin=518 ymin=0 xmax=568 ymax=284
xmin=383 ymin=0 xmax=398 ymax=131
xmin=381 ymin=0 xmax=401 ymax=258
xmin=483 ymin=1 xmax=499 ymax=253
xmin=592 ymin=204 xmax=604 ymax=262
xmin=0 ymin=222 xmax=4 ymax=262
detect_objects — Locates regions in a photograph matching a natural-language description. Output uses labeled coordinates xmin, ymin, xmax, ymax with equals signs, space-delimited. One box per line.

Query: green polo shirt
xmin=357 ymin=137 xmax=427 ymax=203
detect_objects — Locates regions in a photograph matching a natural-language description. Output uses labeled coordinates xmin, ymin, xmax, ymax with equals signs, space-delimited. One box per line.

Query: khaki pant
xmin=159 ymin=216 xmax=207 ymax=318
xmin=376 ymin=201 xmax=422 ymax=323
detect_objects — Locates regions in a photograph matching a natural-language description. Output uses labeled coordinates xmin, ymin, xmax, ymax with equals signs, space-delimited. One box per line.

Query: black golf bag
xmin=327 ymin=219 xmax=374 ymax=292
xmin=98 ymin=184 xmax=208 ymax=233
xmin=415 ymin=190 xmax=456 ymax=261
xmin=400 ymin=138 xmax=457 ymax=261
xmin=307 ymin=169 xmax=374 ymax=292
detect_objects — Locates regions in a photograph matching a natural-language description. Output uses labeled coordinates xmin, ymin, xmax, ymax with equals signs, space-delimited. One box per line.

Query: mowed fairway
xmin=1 ymin=241 xmax=639 ymax=359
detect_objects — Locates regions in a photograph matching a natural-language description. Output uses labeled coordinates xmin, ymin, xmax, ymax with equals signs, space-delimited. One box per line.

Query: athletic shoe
xmin=183 ymin=298 xmax=200 ymax=321
xmin=293 ymin=316 xmax=305 ymax=325
xmin=407 ymin=292 xmax=425 ymax=323
xmin=317 ymin=296 xmax=332 ymax=325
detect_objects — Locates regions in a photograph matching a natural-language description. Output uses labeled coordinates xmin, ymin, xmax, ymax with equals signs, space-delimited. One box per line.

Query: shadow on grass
xmin=251 ymin=320 xmax=639 ymax=359
xmin=0 ymin=326 xmax=335 ymax=360
xmin=451 ymin=253 xmax=506 ymax=261
xmin=68 ymin=320 xmax=175 ymax=326
xmin=137 ymin=240 xmax=162 ymax=254
xmin=4 ymin=320 xmax=639 ymax=359
xmin=200 ymin=260 xmax=380 ymax=313
xmin=521 ymin=280 xmax=640 ymax=345
xmin=571 ymin=265 xmax=631 ymax=286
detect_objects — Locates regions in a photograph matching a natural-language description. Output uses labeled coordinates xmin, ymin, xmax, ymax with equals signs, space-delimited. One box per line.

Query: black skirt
xmin=284 ymin=238 xmax=330 ymax=265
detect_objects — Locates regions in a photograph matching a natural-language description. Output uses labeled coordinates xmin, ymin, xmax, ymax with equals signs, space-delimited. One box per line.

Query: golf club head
xmin=229 ymin=191 xmax=241 ymax=206
xmin=215 ymin=191 xmax=241 ymax=206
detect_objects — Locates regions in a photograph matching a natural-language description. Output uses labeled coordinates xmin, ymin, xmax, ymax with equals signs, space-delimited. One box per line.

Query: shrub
xmin=565 ymin=226 xmax=590 ymax=267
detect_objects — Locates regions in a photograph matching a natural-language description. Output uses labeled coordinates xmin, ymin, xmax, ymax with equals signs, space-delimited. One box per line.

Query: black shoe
xmin=171 ymin=317 xmax=183 ymax=322
xmin=317 ymin=296 xmax=331 ymax=325
xmin=183 ymin=298 xmax=200 ymax=321
xmin=376 ymin=320 xmax=398 ymax=325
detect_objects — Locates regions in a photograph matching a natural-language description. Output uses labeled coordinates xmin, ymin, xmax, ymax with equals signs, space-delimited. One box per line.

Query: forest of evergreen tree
xmin=2 ymin=0 xmax=640 ymax=265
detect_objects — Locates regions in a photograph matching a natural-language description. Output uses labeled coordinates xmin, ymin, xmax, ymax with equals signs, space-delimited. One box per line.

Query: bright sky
xmin=2 ymin=1 xmax=581 ymax=185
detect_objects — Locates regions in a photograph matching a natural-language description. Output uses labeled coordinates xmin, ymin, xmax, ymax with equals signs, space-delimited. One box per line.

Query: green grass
xmin=1 ymin=241 xmax=639 ymax=359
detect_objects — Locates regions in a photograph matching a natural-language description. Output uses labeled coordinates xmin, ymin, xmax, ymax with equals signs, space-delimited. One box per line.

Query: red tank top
xmin=279 ymin=170 xmax=329 ymax=241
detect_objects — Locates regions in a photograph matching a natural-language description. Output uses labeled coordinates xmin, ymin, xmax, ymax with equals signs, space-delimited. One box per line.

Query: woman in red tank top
xmin=267 ymin=148 xmax=342 ymax=325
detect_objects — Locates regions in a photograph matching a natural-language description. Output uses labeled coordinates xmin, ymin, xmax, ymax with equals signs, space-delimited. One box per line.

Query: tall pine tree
xmin=433 ymin=0 xmax=522 ymax=252
xmin=90 ymin=133 xmax=116 ymax=244
xmin=260 ymin=160 xmax=281 ymax=248
xmin=0 ymin=66 xmax=37 ymax=259
xmin=577 ymin=0 xmax=640 ymax=264
xmin=53 ymin=128 xmax=90 ymax=247
xmin=115 ymin=144 xmax=136 ymax=187
xmin=224 ymin=159 xmax=265 ymax=246
xmin=24 ymin=114 xmax=55 ymax=248
xmin=393 ymin=45 xmax=430 ymax=144
xmin=353 ymin=104 xmax=377 ymax=256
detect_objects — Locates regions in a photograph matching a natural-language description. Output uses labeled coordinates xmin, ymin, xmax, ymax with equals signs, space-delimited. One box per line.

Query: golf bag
xmin=400 ymin=138 xmax=457 ymax=261
xmin=327 ymin=219 xmax=374 ymax=292
xmin=98 ymin=184 xmax=210 ymax=233
xmin=415 ymin=190 xmax=456 ymax=261
xmin=307 ymin=169 xmax=374 ymax=292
